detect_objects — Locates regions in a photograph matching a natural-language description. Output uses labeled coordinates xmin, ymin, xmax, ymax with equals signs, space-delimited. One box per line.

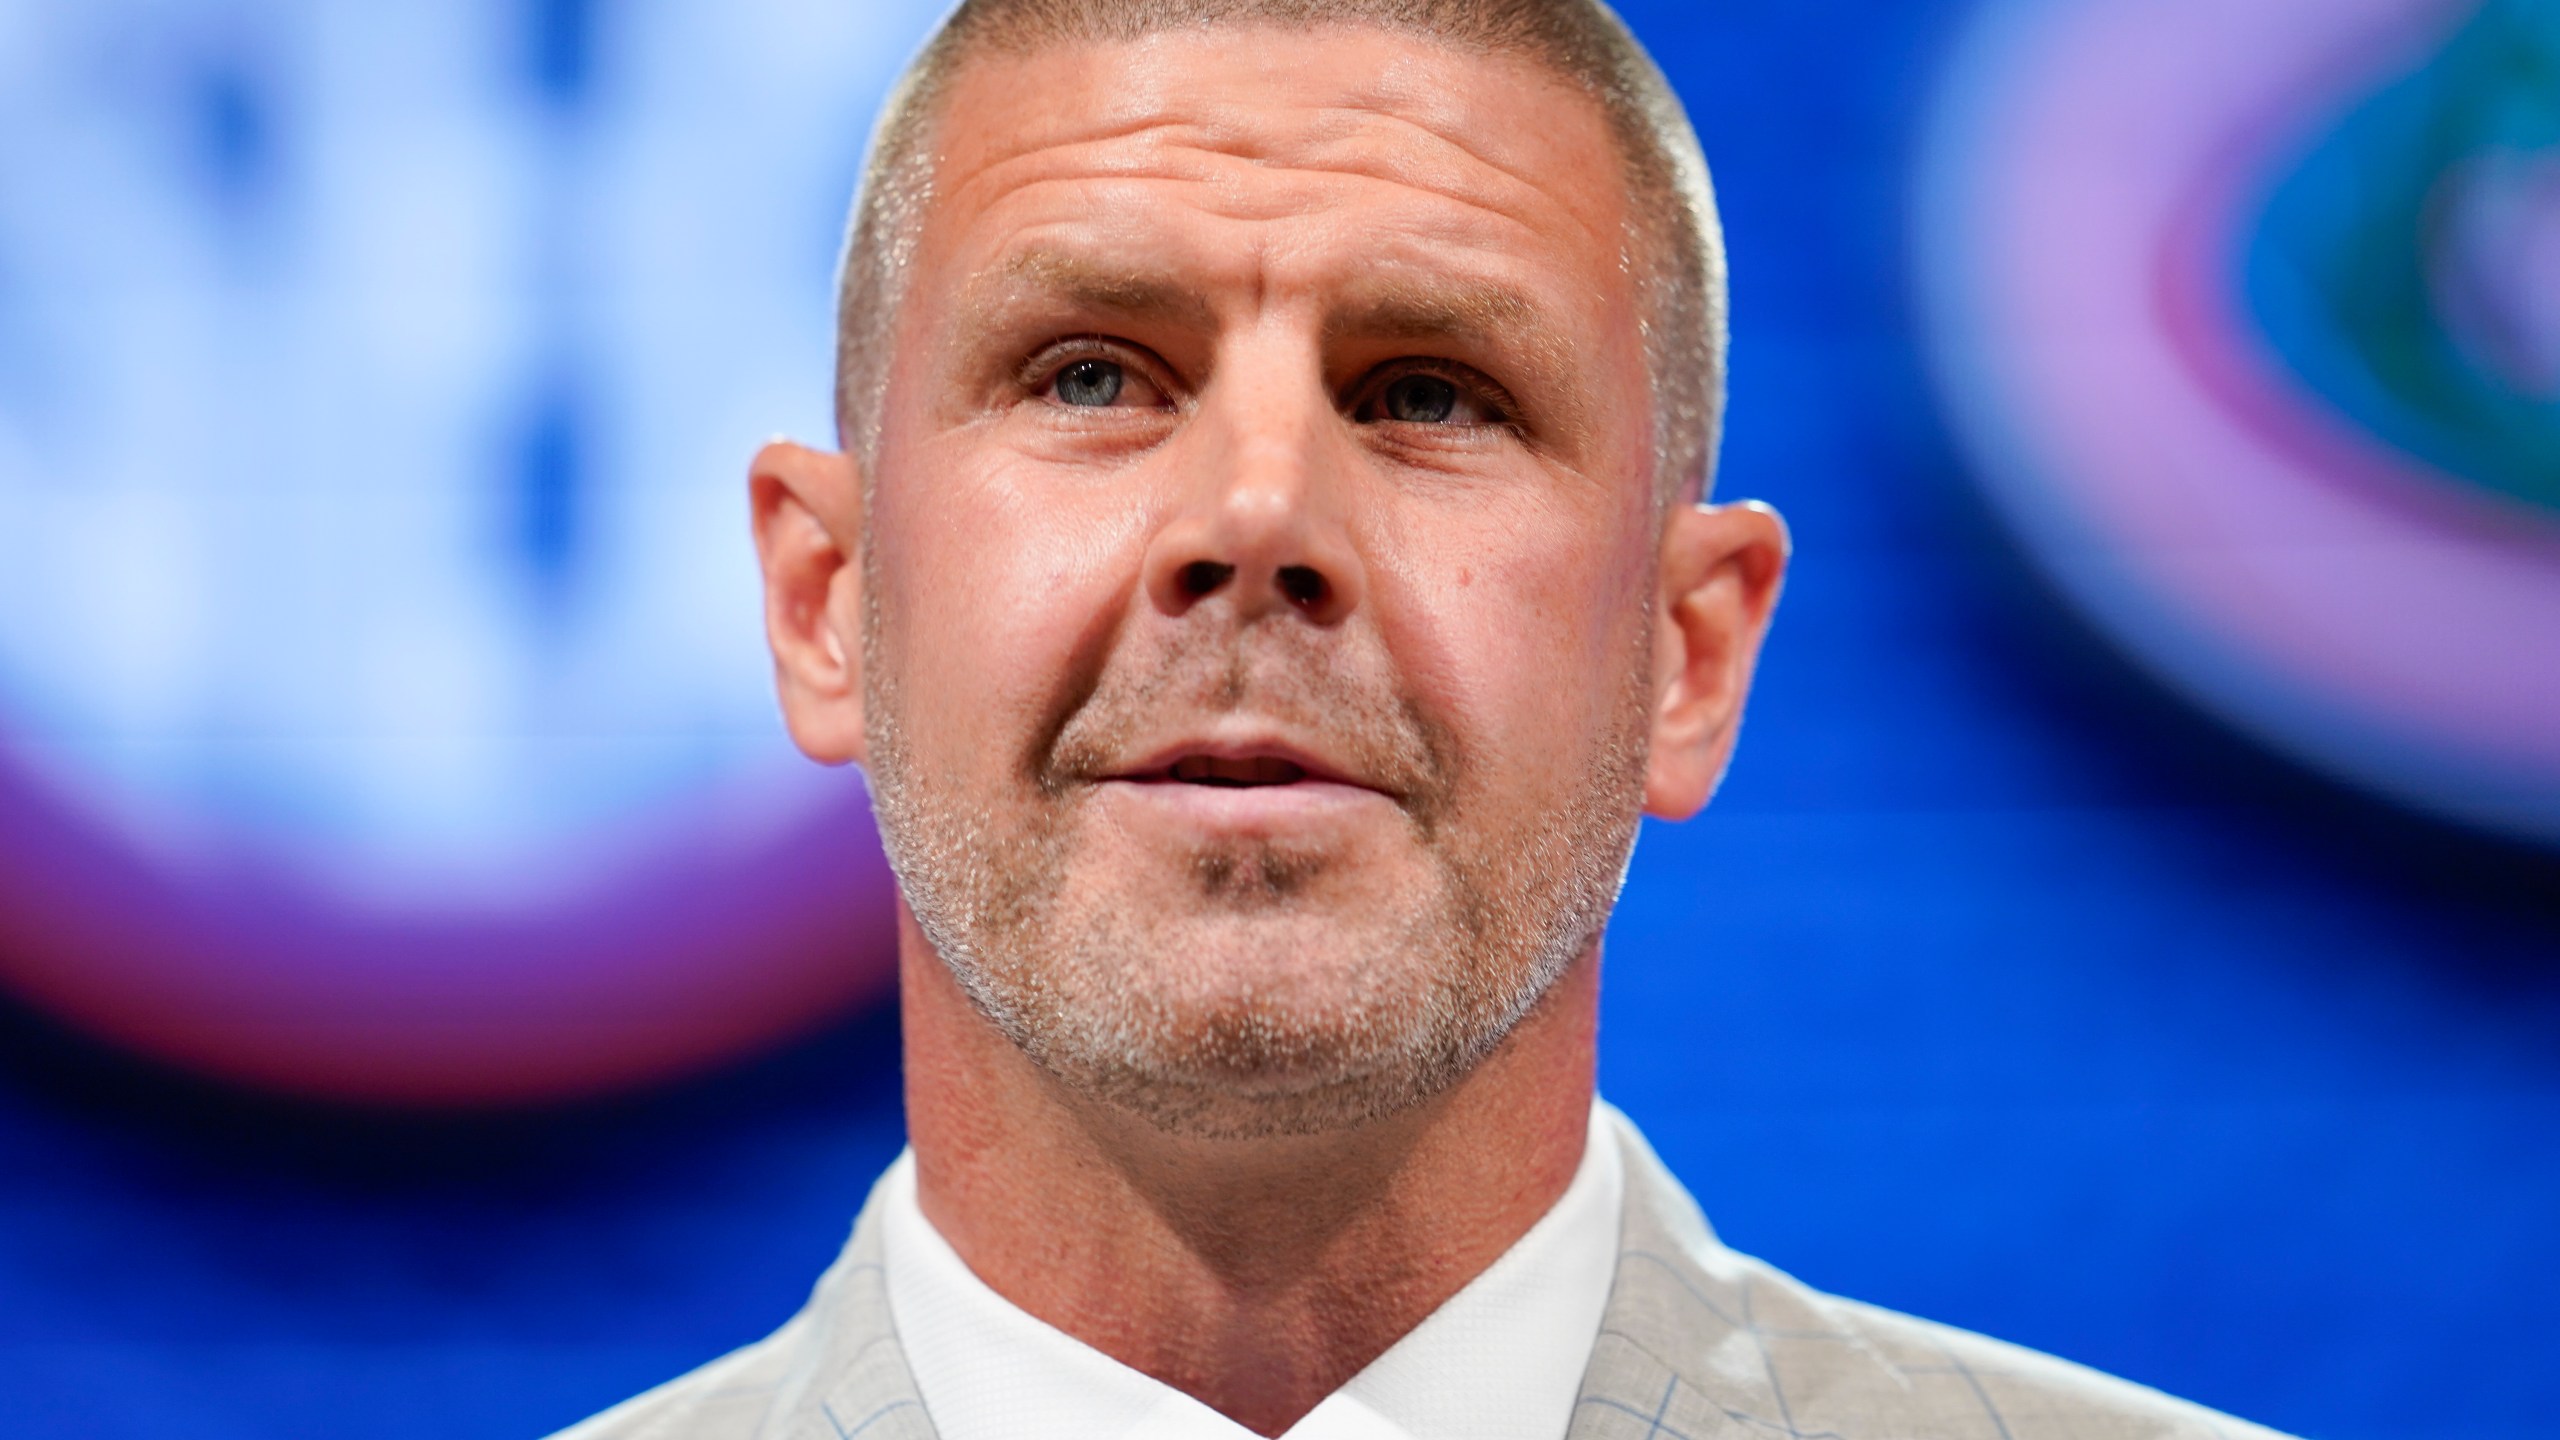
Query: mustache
xmin=1037 ymin=622 xmax=1459 ymax=818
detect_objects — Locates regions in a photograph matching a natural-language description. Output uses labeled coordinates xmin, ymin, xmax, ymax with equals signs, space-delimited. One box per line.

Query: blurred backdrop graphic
xmin=1922 ymin=0 xmax=2560 ymax=848
xmin=0 ymin=0 xmax=912 ymax=1103
xmin=0 ymin=1 xmax=2553 ymax=1437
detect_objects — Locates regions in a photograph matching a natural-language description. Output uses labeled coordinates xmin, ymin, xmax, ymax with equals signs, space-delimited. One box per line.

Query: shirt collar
xmin=880 ymin=1099 xmax=1625 ymax=1440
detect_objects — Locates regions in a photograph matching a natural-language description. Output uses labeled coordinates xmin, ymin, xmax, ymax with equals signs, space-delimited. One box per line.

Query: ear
xmin=750 ymin=440 xmax=869 ymax=766
xmin=1644 ymin=499 xmax=1790 ymax=820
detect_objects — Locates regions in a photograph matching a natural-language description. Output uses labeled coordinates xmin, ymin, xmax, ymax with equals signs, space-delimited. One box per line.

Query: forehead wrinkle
xmin=945 ymin=159 xmax=1578 ymax=337
xmin=960 ymin=134 xmax=1556 ymax=231
xmin=1285 ymin=95 xmax=1633 ymax=267
xmin=1026 ymin=29 xmax=1622 ymax=216
xmin=968 ymin=158 xmax=1586 ymax=304
xmin=937 ymin=51 xmax=1622 ymax=261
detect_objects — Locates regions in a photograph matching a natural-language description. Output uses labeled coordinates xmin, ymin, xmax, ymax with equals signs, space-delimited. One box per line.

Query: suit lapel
xmin=772 ymin=1190 xmax=941 ymax=1440
xmin=1567 ymin=1110 xmax=1793 ymax=1440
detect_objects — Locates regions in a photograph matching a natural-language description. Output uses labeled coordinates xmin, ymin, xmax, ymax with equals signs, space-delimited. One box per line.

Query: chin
xmin=1080 ymin=851 xmax=1448 ymax=1008
xmin=1009 ymin=895 xmax=1527 ymax=1141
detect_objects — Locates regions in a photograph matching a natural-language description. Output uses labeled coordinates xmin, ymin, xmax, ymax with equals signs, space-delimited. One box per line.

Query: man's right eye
xmin=1051 ymin=358 xmax=1126 ymax=407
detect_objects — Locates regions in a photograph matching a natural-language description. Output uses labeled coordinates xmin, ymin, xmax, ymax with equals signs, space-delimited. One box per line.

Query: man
xmin=560 ymin=2 xmax=2292 ymax=1436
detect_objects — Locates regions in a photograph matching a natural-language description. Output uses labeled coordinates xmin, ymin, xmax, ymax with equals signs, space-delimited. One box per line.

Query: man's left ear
xmin=1643 ymin=499 xmax=1791 ymax=820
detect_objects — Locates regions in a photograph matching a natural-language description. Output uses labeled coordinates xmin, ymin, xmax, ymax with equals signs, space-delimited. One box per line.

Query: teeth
xmin=1169 ymin=755 xmax=1309 ymax=786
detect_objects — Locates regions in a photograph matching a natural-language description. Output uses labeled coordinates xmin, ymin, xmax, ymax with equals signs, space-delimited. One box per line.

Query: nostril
xmin=1179 ymin=560 xmax=1235 ymax=601
xmin=1278 ymin=565 xmax=1329 ymax=611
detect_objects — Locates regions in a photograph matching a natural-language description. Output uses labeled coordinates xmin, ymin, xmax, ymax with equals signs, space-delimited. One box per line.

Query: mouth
xmin=1081 ymin=732 xmax=1405 ymax=840
xmin=1102 ymin=738 xmax=1391 ymax=808
xmin=1160 ymin=754 xmax=1315 ymax=788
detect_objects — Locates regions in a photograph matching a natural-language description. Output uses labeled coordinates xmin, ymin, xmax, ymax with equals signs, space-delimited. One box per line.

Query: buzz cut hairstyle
xmin=833 ymin=0 xmax=1729 ymax=505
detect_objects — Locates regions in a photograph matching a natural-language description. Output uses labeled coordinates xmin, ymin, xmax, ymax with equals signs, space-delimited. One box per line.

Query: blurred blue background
xmin=1 ymin=1 xmax=2555 ymax=1437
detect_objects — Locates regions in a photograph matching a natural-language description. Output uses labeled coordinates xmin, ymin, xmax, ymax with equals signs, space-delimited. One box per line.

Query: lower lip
xmin=1092 ymin=778 xmax=1397 ymax=832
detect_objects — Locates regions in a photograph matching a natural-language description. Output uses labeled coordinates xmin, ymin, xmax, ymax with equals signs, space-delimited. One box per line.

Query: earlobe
xmin=1642 ymin=500 xmax=1790 ymax=821
xmin=749 ymin=440 xmax=870 ymax=767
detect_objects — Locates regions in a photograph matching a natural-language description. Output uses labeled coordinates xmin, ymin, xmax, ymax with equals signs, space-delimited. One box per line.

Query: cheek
xmin=1369 ymin=482 xmax=1656 ymax=801
xmin=869 ymin=442 xmax=1154 ymax=770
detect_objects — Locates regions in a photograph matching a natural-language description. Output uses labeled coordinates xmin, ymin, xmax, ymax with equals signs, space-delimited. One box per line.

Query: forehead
xmin=909 ymin=24 xmax=1640 ymax=325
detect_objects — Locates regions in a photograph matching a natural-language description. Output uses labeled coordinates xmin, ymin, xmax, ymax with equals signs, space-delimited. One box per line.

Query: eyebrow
xmin=963 ymin=248 xmax=1219 ymax=331
xmin=1325 ymin=277 xmax=1542 ymax=349
xmin=962 ymin=251 xmax=1555 ymax=347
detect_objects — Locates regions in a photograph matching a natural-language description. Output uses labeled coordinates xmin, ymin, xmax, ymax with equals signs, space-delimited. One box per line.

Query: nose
xmin=1141 ymin=371 xmax=1366 ymax=629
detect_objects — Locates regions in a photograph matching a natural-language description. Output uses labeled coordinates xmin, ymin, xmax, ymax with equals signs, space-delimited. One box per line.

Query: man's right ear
xmin=750 ymin=440 xmax=868 ymax=767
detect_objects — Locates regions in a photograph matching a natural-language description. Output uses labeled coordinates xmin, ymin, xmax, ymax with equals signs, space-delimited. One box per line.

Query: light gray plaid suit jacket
xmin=551 ymin=1108 xmax=2292 ymax=1440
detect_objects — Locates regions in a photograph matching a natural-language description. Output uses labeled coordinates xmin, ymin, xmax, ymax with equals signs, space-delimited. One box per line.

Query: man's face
xmin=857 ymin=26 xmax=1666 ymax=1136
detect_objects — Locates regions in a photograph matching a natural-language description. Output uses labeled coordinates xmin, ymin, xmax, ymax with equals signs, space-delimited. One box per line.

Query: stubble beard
xmin=863 ymin=598 xmax=1654 ymax=1141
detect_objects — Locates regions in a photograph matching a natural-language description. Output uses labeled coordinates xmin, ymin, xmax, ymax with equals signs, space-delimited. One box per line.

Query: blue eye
xmin=1381 ymin=374 xmax=1458 ymax=423
xmin=1055 ymin=358 xmax=1125 ymax=407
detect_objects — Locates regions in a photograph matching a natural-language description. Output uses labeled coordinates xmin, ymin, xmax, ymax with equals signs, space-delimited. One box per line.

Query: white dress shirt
xmin=878 ymin=1100 xmax=1625 ymax=1440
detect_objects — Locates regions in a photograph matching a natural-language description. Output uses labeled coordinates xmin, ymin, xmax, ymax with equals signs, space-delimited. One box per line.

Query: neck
xmin=897 ymin=909 xmax=1600 ymax=1438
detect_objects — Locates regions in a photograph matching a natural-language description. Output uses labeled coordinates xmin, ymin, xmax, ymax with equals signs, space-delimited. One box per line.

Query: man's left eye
xmin=1383 ymin=375 xmax=1456 ymax=423
xmin=1360 ymin=371 xmax=1504 ymax=426
xmin=1053 ymin=358 xmax=1125 ymax=407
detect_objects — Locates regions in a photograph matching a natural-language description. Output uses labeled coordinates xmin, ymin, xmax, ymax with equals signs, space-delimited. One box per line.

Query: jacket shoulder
xmin=543 ymin=1178 xmax=935 ymax=1440
xmin=543 ymin=1313 xmax=812 ymax=1440
xmin=1576 ymin=1109 xmax=2296 ymax=1440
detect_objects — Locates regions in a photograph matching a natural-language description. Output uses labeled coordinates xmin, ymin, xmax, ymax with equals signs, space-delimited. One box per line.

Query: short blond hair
xmin=835 ymin=0 xmax=1728 ymax=502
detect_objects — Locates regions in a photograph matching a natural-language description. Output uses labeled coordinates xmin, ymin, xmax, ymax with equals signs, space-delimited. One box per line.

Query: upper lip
xmin=1104 ymin=733 xmax=1385 ymax=795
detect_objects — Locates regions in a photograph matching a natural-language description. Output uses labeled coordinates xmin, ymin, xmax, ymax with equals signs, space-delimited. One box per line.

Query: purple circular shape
xmin=1919 ymin=0 xmax=2560 ymax=843
xmin=0 ymin=755 xmax=898 ymax=1105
